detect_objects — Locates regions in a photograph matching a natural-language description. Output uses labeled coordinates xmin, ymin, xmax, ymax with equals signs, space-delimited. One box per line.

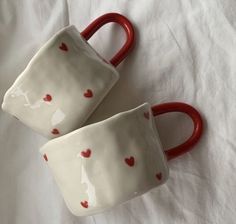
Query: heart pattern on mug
xmin=59 ymin=42 xmax=68 ymax=51
xmin=125 ymin=156 xmax=135 ymax=167
xmin=81 ymin=149 xmax=91 ymax=158
xmin=84 ymin=89 xmax=93 ymax=98
xmin=43 ymin=94 xmax=52 ymax=102
xmin=80 ymin=200 xmax=88 ymax=208
xmin=43 ymin=154 xmax=48 ymax=161
xmin=43 ymin=109 xmax=165 ymax=210
xmin=156 ymin=172 xmax=162 ymax=181
xmin=144 ymin=111 xmax=150 ymax=120
xmin=51 ymin=128 xmax=60 ymax=135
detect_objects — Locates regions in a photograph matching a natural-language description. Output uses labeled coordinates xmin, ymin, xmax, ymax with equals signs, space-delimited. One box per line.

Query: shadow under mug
xmin=2 ymin=13 xmax=135 ymax=138
xmin=40 ymin=102 xmax=203 ymax=216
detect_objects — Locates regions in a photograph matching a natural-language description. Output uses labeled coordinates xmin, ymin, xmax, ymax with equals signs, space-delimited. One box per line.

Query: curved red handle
xmin=152 ymin=102 xmax=203 ymax=161
xmin=81 ymin=13 xmax=135 ymax=67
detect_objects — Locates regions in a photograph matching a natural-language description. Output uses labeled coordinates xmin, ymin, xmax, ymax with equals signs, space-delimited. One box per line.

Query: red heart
xmin=80 ymin=200 xmax=88 ymax=208
xmin=125 ymin=156 xmax=135 ymax=167
xmin=143 ymin=111 xmax=150 ymax=120
xmin=81 ymin=149 xmax=91 ymax=158
xmin=156 ymin=172 xmax=162 ymax=181
xmin=59 ymin=42 xmax=68 ymax=51
xmin=43 ymin=94 xmax=52 ymax=102
xmin=51 ymin=128 xmax=60 ymax=135
xmin=43 ymin=154 xmax=48 ymax=161
xmin=84 ymin=89 xmax=93 ymax=98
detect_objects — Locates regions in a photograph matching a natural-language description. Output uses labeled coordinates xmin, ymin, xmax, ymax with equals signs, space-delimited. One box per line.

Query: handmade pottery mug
xmin=1 ymin=13 xmax=135 ymax=138
xmin=40 ymin=102 xmax=203 ymax=216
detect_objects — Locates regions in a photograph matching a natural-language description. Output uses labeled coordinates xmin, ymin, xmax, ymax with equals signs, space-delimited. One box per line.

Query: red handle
xmin=81 ymin=13 xmax=135 ymax=67
xmin=152 ymin=102 xmax=203 ymax=161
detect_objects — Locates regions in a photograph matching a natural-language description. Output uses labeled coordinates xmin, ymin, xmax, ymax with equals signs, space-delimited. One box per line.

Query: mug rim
xmin=40 ymin=103 xmax=150 ymax=154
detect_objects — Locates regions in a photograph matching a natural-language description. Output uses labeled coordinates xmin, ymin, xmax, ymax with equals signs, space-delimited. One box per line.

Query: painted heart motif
xmin=43 ymin=94 xmax=52 ymax=102
xmin=125 ymin=156 xmax=135 ymax=167
xmin=59 ymin=42 xmax=68 ymax=51
xmin=81 ymin=149 xmax=91 ymax=158
xmin=156 ymin=172 xmax=162 ymax=181
xmin=43 ymin=154 xmax=48 ymax=161
xmin=51 ymin=128 xmax=60 ymax=135
xmin=143 ymin=111 xmax=150 ymax=120
xmin=84 ymin=89 xmax=93 ymax=98
xmin=80 ymin=200 xmax=88 ymax=208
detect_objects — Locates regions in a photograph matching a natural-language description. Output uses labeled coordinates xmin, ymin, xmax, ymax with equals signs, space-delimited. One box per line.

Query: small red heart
xmin=84 ymin=89 xmax=93 ymax=98
xmin=80 ymin=200 xmax=88 ymax=208
xmin=125 ymin=156 xmax=135 ymax=167
xmin=59 ymin=42 xmax=68 ymax=51
xmin=43 ymin=154 xmax=48 ymax=161
xmin=156 ymin=172 xmax=162 ymax=181
xmin=43 ymin=94 xmax=52 ymax=102
xmin=51 ymin=128 xmax=60 ymax=135
xmin=81 ymin=149 xmax=91 ymax=158
xmin=143 ymin=111 xmax=150 ymax=120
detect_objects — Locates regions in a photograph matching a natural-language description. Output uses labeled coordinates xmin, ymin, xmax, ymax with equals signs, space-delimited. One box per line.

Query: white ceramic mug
xmin=40 ymin=102 xmax=203 ymax=216
xmin=1 ymin=13 xmax=135 ymax=138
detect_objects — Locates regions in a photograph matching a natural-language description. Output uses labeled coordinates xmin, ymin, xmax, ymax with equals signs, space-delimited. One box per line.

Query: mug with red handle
xmin=1 ymin=13 xmax=135 ymax=139
xmin=40 ymin=102 xmax=203 ymax=216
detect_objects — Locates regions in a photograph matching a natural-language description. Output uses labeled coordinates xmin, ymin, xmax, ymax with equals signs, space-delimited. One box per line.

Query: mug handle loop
xmin=81 ymin=13 xmax=135 ymax=67
xmin=151 ymin=102 xmax=203 ymax=161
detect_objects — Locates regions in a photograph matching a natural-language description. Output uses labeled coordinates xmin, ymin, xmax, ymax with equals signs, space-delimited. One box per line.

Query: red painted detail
xmin=80 ymin=201 xmax=88 ymax=208
xmin=51 ymin=128 xmax=60 ymax=135
xmin=81 ymin=13 xmax=135 ymax=67
xmin=84 ymin=89 xmax=93 ymax=98
xmin=81 ymin=149 xmax=91 ymax=158
xmin=43 ymin=154 xmax=48 ymax=161
xmin=156 ymin=172 xmax=162 ymax=180
xmin=125 ymin=156 xmax=135 ymax=167
xmin=151 ymin=102 xmax=203 ymax=160
xmin=59 ymin=42 xmax=68 ymax=51
xmin=43 ymin=94 xmax=52 ymax=102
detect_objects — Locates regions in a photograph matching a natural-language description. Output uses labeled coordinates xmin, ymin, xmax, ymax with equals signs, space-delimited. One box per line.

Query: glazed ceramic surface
xmin=2 ymin=25 xmax=119 ymax=138
xmin=40 ymin=103 xmax=169 ymax=216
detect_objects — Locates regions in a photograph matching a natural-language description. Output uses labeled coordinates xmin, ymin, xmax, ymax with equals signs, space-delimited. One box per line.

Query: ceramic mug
xmin=1 ymin=13 xmax=135 ymax=138
xmin=40 ymin=102 xmax=203 ymax=216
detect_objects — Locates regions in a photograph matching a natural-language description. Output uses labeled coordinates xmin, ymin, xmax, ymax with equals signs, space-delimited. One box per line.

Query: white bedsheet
xmin=1 ymin=0 xmax=236 ymax=223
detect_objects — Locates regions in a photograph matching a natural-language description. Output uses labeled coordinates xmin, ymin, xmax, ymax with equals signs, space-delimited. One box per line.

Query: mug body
xmin=2 ymin=25 xmax=119 ymax=138
xmin=40 ymin=103 xmax=169 ymax=216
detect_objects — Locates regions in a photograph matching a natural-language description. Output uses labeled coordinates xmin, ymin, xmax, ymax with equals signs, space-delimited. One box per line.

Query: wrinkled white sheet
xmin=1 ymin=0 xmax=236 ymax=223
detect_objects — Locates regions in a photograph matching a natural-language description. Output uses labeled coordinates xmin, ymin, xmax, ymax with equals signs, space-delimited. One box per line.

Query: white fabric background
xmin=0 ymin=0 xmax=236 ymax=223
